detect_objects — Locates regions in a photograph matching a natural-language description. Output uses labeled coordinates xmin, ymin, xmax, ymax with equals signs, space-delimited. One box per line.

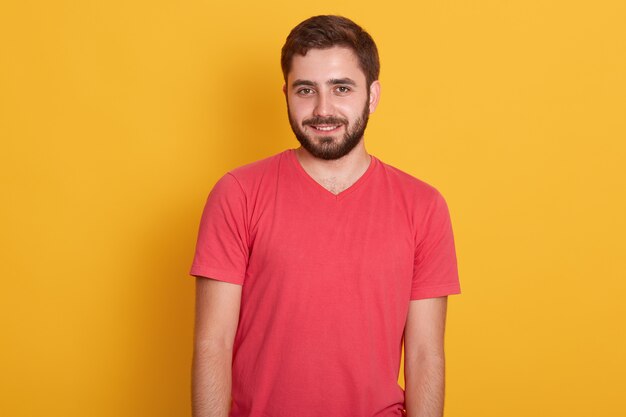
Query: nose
xmin=313 ymin=91 xmax=333 ymax=117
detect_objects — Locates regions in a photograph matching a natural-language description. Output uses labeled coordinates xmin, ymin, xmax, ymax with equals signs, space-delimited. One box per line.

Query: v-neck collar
xmin=287 ymin=149 xmax=378 ymax=201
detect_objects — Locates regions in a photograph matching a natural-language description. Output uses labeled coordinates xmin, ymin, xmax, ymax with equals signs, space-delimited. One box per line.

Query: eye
xmin=296 ymin=88 xmax=314 ymax=96
xmin=335 ymin=86 xmax=351 ymax=95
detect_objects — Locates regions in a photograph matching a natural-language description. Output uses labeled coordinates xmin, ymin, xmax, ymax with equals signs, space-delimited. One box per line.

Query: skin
xmin=404 ymin=297 xmax=449 ymax=417
xmin=192 ymin=278 xmax=241 ymax=417
xmin=283 ymin=46 xmax=380 ymax=194
xmin=192 ymin=45 xmax=450 ymax=417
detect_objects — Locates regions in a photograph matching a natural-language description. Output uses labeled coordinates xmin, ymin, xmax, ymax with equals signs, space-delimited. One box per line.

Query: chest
xmin=245 ymin=181 xmax=416 ymax=298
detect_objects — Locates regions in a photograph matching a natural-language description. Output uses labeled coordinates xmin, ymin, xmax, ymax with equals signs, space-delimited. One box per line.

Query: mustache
xmin=302 ymin=116 xmax=348 ymax=126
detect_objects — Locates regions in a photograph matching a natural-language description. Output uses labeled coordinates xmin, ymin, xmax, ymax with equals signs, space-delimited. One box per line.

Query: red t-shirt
xmin=190 ymin=149 xmax=460 ymax=417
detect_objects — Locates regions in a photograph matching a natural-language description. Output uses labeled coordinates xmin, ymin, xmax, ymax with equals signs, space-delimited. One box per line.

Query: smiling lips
xmin=311 ymin=124 xmax=342 ymax=131
xmin=303 ymin=117 xmax=347 ymax=133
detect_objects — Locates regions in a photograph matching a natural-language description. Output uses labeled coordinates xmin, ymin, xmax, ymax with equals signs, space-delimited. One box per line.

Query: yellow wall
xmin=1 ymin=1 xmax=624 ymax=416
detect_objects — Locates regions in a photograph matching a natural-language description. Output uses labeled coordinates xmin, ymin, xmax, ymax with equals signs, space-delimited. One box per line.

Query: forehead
xmin=287 ymin=46 xmax=366 ymax=85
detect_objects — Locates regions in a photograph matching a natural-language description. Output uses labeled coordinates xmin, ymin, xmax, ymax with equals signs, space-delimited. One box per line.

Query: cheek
xmin=288 ymin=101 xmax=313 ymax=120
xmin=338 ymin=104 xmax=363 ymax=120
xmin=339 ymin=96 xmax=368 ymax=114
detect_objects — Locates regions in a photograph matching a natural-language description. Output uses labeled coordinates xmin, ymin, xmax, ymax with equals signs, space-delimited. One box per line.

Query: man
xmin=190 ymin=15 xmax=460 ymax=417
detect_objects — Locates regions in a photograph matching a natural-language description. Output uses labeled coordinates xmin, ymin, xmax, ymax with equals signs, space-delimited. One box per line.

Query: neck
xmin=294 ymin=140 xmax=371 ymax=194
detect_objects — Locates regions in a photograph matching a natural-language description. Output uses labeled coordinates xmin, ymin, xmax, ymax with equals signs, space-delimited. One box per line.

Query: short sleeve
xmin=189 ymin=173 xmax=249 ymax=285
xmin=411 ymin=191 xmax=461 ymax=299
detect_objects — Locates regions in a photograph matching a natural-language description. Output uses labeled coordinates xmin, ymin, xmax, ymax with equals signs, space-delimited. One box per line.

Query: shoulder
xmin=374 ymin=157 xmax=444 ymax=204
xmin=225 ymin=150 xmax=289 ymax=190
xmin=207 ymin=150 xmax=288 ymax=198
xmin=373 ymin=159 xmax=455 ymax=243
xmin=202 ymin=151 xmax=290 ymax=220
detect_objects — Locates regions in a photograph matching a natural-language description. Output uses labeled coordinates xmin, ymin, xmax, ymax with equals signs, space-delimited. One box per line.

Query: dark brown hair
xmin=281 ymin=15 xmax=380 ymax=88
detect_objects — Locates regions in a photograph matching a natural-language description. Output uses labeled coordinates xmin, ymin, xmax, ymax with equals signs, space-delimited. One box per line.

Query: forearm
xmin=404 ymin=354 xmax=445 ymax=417
xmin=192 ymin=343 xmax=233 ymax=417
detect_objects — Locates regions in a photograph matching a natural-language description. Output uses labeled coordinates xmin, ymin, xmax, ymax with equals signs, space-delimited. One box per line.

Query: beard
xmin=288 ymin=98 xmax=370 ymax=161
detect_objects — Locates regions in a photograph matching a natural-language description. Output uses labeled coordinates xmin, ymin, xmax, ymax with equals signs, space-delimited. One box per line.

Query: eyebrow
xmin=328 ymin=78 xmax=357 ymax=86
xmin=292 ymin=79 xmax=316 ymax=88
xmin=291 ymin=78 xmax=358 ymax=88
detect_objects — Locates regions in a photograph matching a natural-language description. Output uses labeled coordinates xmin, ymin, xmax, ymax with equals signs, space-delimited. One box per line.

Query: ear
xmin=368 ymin=80 xmax=381 ymax=114
xmin=282 ymin=84 xmax=287 ymax=96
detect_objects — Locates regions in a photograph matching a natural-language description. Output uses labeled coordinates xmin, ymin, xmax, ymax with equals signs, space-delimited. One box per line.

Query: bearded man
xmin=190 ymin=15 xmax=461 ymax=417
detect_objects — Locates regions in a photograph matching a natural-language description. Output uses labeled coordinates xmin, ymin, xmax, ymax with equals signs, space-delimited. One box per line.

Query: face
xmin=284 ymin=46 xmax=380 ymax=160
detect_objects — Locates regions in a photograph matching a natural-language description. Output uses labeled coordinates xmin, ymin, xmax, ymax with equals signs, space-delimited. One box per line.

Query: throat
xmin=317 ymin=177 xmax=352 ymax=195
xmin=294 ymin=146 xmax=372 ymax=195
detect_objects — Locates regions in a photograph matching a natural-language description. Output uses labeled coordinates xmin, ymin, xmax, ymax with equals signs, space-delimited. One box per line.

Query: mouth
xmin=309 ymin=124 xmax=343 ymax=132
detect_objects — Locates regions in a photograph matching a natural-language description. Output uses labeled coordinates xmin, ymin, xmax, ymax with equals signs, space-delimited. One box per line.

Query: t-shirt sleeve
xmin=411 ymin=190 xmax=461 ymax=299
xmin=189 ymin=173 xmax=249 ymax=285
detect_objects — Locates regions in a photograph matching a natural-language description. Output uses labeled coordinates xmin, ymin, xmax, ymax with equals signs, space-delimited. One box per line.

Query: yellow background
xmin=1 ymin=1 xmax=625 ymax=416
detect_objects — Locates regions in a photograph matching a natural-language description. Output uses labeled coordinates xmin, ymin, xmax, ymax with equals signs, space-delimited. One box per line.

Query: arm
xmin=403 ymin=296 xmax=449 ymax=417
xmin=192 ymin=277 xmax=242 ymax=417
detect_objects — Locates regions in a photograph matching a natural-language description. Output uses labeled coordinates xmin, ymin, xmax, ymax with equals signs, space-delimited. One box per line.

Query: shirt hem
xmin=410 ymin=283 xmax=461 ymax=300
xmin=189 ymin=264 xmax=245 ymax=286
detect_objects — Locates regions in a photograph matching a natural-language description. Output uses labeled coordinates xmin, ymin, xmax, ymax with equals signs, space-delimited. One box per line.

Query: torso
xmin=224 ymin=149 xmax=442 ymax=417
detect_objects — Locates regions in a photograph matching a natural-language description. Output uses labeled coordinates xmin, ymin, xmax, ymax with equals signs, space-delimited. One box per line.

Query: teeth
xmin=314 ymin=125 xmax=339 ymax=131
